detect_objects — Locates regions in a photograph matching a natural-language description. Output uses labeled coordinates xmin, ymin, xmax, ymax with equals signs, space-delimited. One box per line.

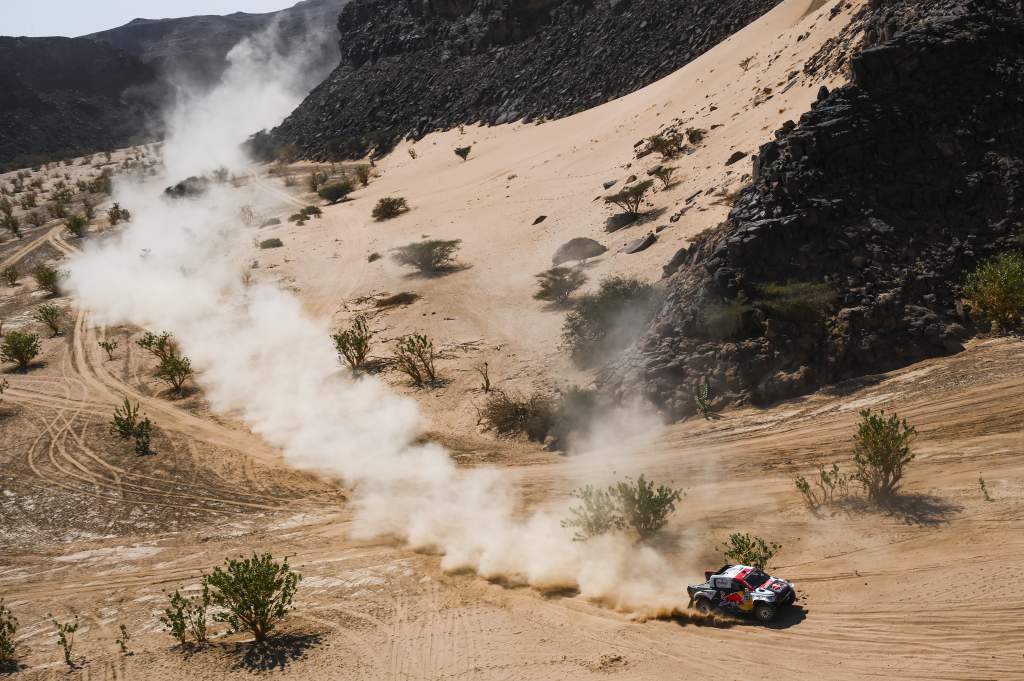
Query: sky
xmin=2 ymin=1 xmax=299 ymax=37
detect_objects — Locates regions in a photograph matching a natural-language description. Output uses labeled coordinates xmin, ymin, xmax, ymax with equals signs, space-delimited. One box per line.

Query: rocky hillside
xmin=84 ymin=0 xmax=347 ymax=88
xmin=0 ymin=37 xmax=160 ymax=170
xmin=608 ymin=0 xmax=1024 ymax=417
xmin=270 ymin=0 xmax=784 ymax=158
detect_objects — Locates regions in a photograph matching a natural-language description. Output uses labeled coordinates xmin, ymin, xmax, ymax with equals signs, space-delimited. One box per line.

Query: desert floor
xmin=2 ymin=1 xmax=1023 ymax=679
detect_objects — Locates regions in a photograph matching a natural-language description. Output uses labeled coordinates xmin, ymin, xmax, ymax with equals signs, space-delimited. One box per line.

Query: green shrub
xmin=134 ymin=418 xmax=154 ymax=455
xmin=259 ymin=238 xmax=284 ymax=249
xmin=156 ymin=355 xmax=193 ymax=393
xmin=694 ymin=380 xmax=713 ymax=418
xmin=160 ymin=587 xmax=209 ymax=645
xmin=534 ymin=266 xmax=587 ymax=303
xmin=478 ymin=390 xmax=555 ymax=442
xmin=33 ymin=303 xmax=65 ymax=336
xmin=372 ymin=196 xmax=409 ymax=220
xmin=50 ymin=615 xmax=78 ymax=667
xmin=318 ymin=179 xmax=355 ymax=204
xmin=107 ymin=203 xmax=131 ymax=225
xmin=25 ymin=211 xmax=45 ymax=228
xmin=367 ymin=252 xmax=382 ymax=263
xmin=686 ymin=127 xmax=707 ymax=145
xmin=111 ymin=398 xmax=142 ymax=439
xmin=64 ymin=213 xmax=87 ymax=238
xmin=204 ymin=553 xmax=301 ymax=643
xmin=332 ymin=315 xmax=373 ymax=370
xmin=0 ymin=600 xmax=17 ymax=665
xmin=1 ymin=213 xmax=20 ymax=238
xmin=794 ymin=463 xmax=850 ymax=508
xmin=646 ymin=132 xmax=685 ymax=160
xmin=1 ymin=266 xmax=17 ymax=287
xmin=562 ymin=276 xmax=659 ymax=367
xmin=604 ymin=179 xmax=654 ymax=219
xmin=32 ymin=263 xmax=61 ymax=296
xmin=721 ymin=532 xmax=781 ymax=570
xmin=454 ymin=146 xmax=472 ymax=161
xmin=562 ymin=475 xmax=682 ymax=541
xmin=137 ymin=331 xmax=178 ymax=361
xmin=393 ymin=333 xmax=438 ymax=386
xmin=852 ymin=409 xmax=916 ymax=500
xmin=116 ymin=624 xmax=131 ymax=655
xmin=1 ymin=331 xmax=41 ymax=370
xmin=965 ymin=251 xmax=1024 ymax=329
xmin=392 ymin=239 xmax=462 ymax=273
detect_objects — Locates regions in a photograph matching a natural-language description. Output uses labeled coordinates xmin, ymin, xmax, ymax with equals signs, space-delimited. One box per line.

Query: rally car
xmin=687 ymin=564 xmax=797 ymax=623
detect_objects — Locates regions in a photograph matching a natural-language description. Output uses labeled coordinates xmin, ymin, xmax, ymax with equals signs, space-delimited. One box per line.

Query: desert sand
xmin=2 ymin=1 xmax=1023 ymax=679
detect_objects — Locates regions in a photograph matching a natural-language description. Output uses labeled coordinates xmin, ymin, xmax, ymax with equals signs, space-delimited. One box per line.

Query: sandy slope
xmin=4 ymin=1 xmax=1024 ymax=679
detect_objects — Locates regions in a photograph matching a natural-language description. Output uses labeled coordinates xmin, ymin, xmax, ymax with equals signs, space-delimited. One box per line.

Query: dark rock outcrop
xmin=84 ymin=0 xmax=347 ymax=89
xmin=0 ymin=37 xmax=161 ymax=170
xmin=270 ymin=0 xmax=783 ymax=158
xmin=608 ymin=0 xmax=1024 ymax=418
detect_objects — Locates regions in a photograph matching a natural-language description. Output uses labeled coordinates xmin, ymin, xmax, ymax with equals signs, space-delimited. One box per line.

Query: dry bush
xmin=372 ymin=196 xmax=409 ymax=220
xmin=392 ymin=239 xmax=461 ymax=273
xmin=721 ymin=532 xmax=781 ymax=570
xmin=534 ymin=266 xmax=587 ymax=303
xmin=1 ymin=266 xmax=17 ymax=287
xmin=353 ymin=164 xmax=372 ymax=186
xmin=331 ymin=315 xmax=373 ymax=370
xmin=454 ymin=146 xmax=472 ymax=161
xmin=259 ymin=238 xmax=284 ymax=249
xmin=478 ymin=390 xmax=555 ymax=442
xmin=646 ymin=132 xmax=685 ymax=160
xmin=393 ymin=333 xmax=438 ymax=386
xmin=651 ymin=165 xmax=677 ymax=189
xmin=107 ymin=203 xmax=130 ymax=225
xmin=318 ymin=178 xmax=355 ymax=204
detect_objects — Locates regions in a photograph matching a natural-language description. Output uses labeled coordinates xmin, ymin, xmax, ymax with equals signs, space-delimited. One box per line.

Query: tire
xmin=693 ymin=597 xmax=713 ymax=614
xmin=754 ymin=603 xmax=776 ymax=623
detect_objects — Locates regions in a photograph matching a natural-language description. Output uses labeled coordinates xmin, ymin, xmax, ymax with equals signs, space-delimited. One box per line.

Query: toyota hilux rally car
xmin=687 ymin=564 xmax=797 ymax=622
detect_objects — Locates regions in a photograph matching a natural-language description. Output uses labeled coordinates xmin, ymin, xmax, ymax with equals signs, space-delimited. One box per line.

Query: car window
xmin=744 ymin=570 xmax=771 ymax=588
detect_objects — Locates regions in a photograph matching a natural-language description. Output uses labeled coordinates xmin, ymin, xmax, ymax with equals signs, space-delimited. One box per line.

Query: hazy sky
xmin=3 ymin=1 xmax=299 ymax=37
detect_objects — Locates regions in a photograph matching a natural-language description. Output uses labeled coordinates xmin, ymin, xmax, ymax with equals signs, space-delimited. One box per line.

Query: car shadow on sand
xmin=670 ymin=604 xmax=807 ymax=630
xmin=837 ymin=493 xmax=961 ymax=527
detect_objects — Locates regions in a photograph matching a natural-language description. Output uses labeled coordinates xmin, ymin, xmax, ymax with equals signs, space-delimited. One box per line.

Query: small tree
xmin=160 ymin=587 xmax=209 ymax=645
xmin=651 ymin=165 xmax=677 ymax=189
xmin=32 ymin=263 xmax=61 ymax=296
xmin=392 ymin=239 xmax=461 ymax=273
xmin=965 ymin=251 xmax=1024 ymax=329
xmin=0 ymin=600 xmax=17 ymax=666
xmin=372 ymin=196 xmax=409 ymax=220
xmin=393 ymin=333 xmax=438 ymax=386
xmin=852 ymin=409 xmax=916 ymax=500
xmin=454 ymin=146 xmax=472 ymax=161
xmin=137 ymin=331 xmax=178 ymax=361
xmin=1 ymin=266 xmax=17 ymax=287
xmin=534 ymin=266 xmax=587 ymax=303
xmin=0 ymin=213 xmax=20 ymax=239
xmin=604 ymin=179 xmax=654 ymax=219
xmin=50 ymin=615 xmax=78 ymax=667
xmin=1 ymin=332 xmax=41 ymax=371
xmin=318 ymin=179 xmax=355 ymax=204
xmin=353 ymin=164 xmax=371 ymax=186
xmin=33 ymin=303 xmax=65 ymax=337
xmin=646 ymin=132 xmax=685 ymax=160
xmin=25 ymin=211 xmax=45 ymax=228
xmin=204 ymin=553 xmax=301 ymax=643
xmin=475 ymin=362 xmax=491 ymax=392
xmin=331 ymin=315 xmax=373 ymax=370
xmin=111 ymin=398 xmax=142 ymax=439
xmin=156 ymin=355 xmax=193 ymax=393
xmin=721 ymin=532 xmax=781 ymax=570
xmin=98 ymin=339 xmax=118 ymax=360
xmin=65 ymin=214 xmax=88 ymax=238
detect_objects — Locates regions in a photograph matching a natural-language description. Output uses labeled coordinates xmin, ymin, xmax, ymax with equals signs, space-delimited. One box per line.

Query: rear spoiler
xmin=705 ymin=564 xmax=733 ymax=581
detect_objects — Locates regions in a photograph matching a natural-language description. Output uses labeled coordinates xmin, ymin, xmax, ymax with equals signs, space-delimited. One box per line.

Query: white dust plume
xmin=66 ymin=26 xmax=693 ymax=617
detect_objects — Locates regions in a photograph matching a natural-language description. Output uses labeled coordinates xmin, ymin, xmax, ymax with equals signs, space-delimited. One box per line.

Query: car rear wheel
xmin=754 ymin=603 xmax=776 ymax=623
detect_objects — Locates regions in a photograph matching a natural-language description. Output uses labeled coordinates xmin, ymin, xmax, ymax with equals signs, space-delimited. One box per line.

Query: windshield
xmin=744 ymin=570 xmax=771 ymax=588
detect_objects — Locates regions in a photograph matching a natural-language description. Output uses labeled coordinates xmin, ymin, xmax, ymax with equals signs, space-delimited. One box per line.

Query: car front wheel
xmin=754 ymin=603 xmax=776 ymax=623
